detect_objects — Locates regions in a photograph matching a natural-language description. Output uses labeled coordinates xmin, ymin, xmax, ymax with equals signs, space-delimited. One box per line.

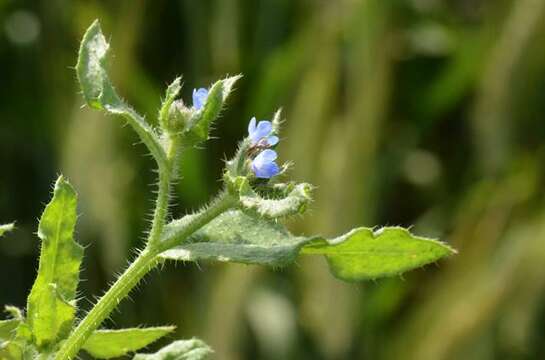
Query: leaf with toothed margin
xmin=25 ymin=176 xmax=83 ymax=350
xmin=0 ymin=223 xmax=14 ymax=237
xmin=76 ymin=20 xmax=167 ymax=167
xmin=82 ymin=326 xmax=176 ymax=359
xmin=183 ymin=75 xmax=241 ymax=146
xmin=133 ymin=338 xmax=213 ymax=360
xmin=160 ymin=210 xmax=455 ymax=281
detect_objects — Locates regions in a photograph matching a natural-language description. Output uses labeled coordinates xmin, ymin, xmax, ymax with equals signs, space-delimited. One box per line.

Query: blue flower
xmin=252 ymin=149 xmax=280 ymax=179
xmin=248 ymin=117 xmax=279 ymax=146
xmin=192 ymin=88 xmax=209 ymax=110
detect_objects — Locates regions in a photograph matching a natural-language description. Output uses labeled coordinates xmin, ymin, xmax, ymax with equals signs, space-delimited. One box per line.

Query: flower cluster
xmin=248 ymin=117 xmax=280 ymax=179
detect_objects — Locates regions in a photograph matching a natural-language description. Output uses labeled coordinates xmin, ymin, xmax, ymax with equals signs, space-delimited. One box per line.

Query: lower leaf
xmin=82 ymin=326 xmax=176 ymax=359
xmin=161 ymin=210 xmax=455 ymax=281
xmin=133 ymin=338 xmax=212 ymax=360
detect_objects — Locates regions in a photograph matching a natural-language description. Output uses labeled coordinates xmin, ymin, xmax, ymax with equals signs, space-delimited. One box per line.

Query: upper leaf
xmin=0 ymin=223 xmax=14 ymax=237
xmin=76 ymin=20 xmax=167 ymax=167
xmin=133 ymin=338 xmax=213 ymax=360
xmin=25 ymin=176 xmax=83 ymax=349
xmin=182 ymin=75 xmax=241 ymax=146
xmin=82 ymin=326 xmax=175 ymax=359
xmin=239 ymin=180 xmax=313 ymax=218
xmin=161 ymin=210 xmax=455 ymax=281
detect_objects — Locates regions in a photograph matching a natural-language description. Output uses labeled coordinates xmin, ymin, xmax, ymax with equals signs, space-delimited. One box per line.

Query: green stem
xmin=149 ymin=137 xmax=179 ymax=246
xmin=55 ymin=249 xmax=158 ymax=360
xmin=56 ymin=192 xmax=236 ymax=360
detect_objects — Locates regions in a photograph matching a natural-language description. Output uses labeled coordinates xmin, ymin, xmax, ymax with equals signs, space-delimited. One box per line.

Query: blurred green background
xmin=2 ymin=0 xmax=545 ymax=359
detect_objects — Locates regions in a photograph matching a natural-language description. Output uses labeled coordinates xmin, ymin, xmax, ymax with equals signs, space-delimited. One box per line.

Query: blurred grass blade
xmin=133 ymin=338 xmax=213 ymax=360
xmin=0 ymin=223 xmax=14 ymax=237
xmin=76 ymin=20 xmax=167 ymax=167
xmin=82 ymin=326 xmax=175 ymax=359
xmin=161 ymin=210 xmax=454 ymax=281
xmin=26 ymin=176 xmax=83 ymax=349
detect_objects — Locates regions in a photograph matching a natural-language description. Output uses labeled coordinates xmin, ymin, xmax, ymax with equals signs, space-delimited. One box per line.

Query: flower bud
xmin=167 ymin=100 xmax=193 ymax=133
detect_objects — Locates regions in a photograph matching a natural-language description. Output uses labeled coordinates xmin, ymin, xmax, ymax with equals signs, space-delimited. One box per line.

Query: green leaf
xmin=133 ymin=339 xmax=212 ymax=360
xmin=0 ymin=320 xmax=19 ymax=341
xmin=302 ymin=227 xmax=456 ymax=281
xmin=239 ymin=180 xmax=313 ymax=218
xmin=4 ymin=306 xmax=23 ymax=321
xmin=26 ymin=176 xmax=83 ymax=349
xmin=0 ymin=341 xmax=24 ymax=360
xmin=0 ymin=223 xmax=14 ymax=237
xmin=159 ymin=77 xmax=182 ymax=130
xmin=161 ymin=210 xmax=455 ymax=281
xmin=184 ymin=75 xmax=241 ymax=145
xmin=82 ymin=326 xmax=176 ymax=359
xmin=76 ymin=20 xmax=167 ymax=167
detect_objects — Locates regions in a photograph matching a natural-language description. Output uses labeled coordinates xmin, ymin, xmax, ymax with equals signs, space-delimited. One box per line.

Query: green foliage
xmin=185 ymin=75 xmax=241 ymax=145
xmin=302 ymin=227 xmax=456 ymax=281
xmin=0 ymin=319 xmax=19 ymax=341
xmin=82 ymin=326 xmax=175 ymax=359
xmin=161 ymin=210 xmax=454 ymax=280
xmin=238 ymin=180 xmax=313 ymax=218
xmin=25 ymin=176 xmax=83 ymax=350
xmin=133 ymin=339 xmax=213 ymax=360
xmin=167 ymin=75 xmax=241 ymax=147
xmin=0 ymin=223 xmax=14 ymax=237
xmin=76 ymin=20 xmax=167 ymax=168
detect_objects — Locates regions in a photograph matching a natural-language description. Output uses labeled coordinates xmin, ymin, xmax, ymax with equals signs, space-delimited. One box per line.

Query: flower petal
xmin=250 ymin=120 xmax=272 ymax=143
xmin=252 ymin=160 xmax=280 ymax=179
xmin=266 ymin=135 xmax=279 ymax=146
xmin=255 ymin=149 xmax=277 ymax=164
xmin=248 ymin=117 xmax=257 ymax=135
xmin=192 ymin=88 xmax=209 ymax=110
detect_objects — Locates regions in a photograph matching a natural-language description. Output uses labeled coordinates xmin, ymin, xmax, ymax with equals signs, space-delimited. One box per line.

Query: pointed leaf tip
xmin=0 ymin=223 xmax=15 ymax=237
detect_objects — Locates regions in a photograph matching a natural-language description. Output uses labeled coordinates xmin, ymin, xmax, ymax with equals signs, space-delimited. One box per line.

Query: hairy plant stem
xmin=149 ymin=136 xmax=179 ymax=246
xmin=55 ymin=137 xmax=236 ymax=359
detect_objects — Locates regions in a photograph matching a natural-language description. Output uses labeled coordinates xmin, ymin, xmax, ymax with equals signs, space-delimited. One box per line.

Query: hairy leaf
xmin=0 ymin=223 xmax=14 ymax=237
xmin=0 ymin=341 xmax=23 ymax=360
xmin=161 ymin=210 xmax=454 ymax=281
xmin=76 ymin=20 xmax=167 ymax=167
xmin=302 ymin=227 xmax=456 ymax=281
xmin=26 ymin=176 xmax=83 ymax=349
xmin=159 ymin=77 xmax=182 ymax=130
xmin=133 ymin=338 xmax=212 ymax=360
xmin=82 ymin=326 xmax=175 ymax=359
xmin=239 ymin=181 xmax=313 ymax=218
xmin=184 ymin=75 xmax=241 ymax=145
xmin=0 ymin=320 xmax=19 ymax=341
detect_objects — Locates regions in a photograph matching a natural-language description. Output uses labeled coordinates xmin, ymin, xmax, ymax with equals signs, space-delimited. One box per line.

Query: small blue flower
xmin=248 ymin=117 xmax=279 ymax=146
xmin=252 ymin=149 xmax=280 ymax=179
xmin=192 ymin=88 xmax=209 ymax=110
